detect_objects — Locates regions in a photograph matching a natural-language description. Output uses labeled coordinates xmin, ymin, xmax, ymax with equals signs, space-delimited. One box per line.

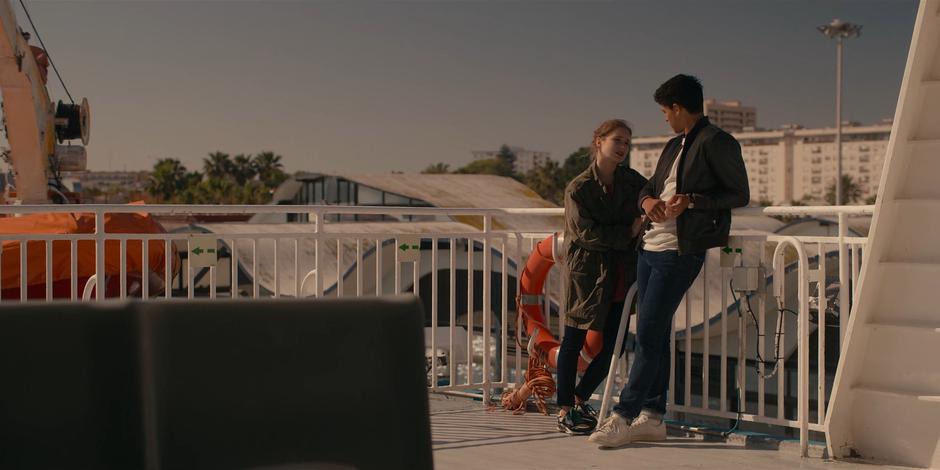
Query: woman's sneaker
xmin=556 ymin=408 xmax=596 ymax=435
xmin=576 ymin=402 xmax=599 ymax=430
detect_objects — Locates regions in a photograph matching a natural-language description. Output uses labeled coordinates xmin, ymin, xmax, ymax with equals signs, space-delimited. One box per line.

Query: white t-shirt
xmin=642 ymin=137 xmax=684 ymax=252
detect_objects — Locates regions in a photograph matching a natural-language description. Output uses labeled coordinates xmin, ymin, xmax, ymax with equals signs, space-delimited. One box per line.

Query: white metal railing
xmin=0 ymin=203 xmax=871 ymax=452
xmin=593 ymin=206 xmax=871 ymax=457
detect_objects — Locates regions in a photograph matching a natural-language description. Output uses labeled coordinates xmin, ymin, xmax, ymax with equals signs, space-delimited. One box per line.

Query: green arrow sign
xmin=397 ymin=236 xmax=420 ymax=262
xmin=189 ymin=238 xmax=219 ymax=269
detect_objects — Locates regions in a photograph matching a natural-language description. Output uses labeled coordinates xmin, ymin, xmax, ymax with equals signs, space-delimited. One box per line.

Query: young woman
xmin=556 ymin=119 xmax=648 ymax=434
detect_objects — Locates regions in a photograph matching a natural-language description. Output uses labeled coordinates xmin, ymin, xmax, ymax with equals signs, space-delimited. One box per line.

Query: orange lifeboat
xmin=0 ymin=209 xmax=179 ymax=300
xmin=517 ymin=234 xmax=602 ymax=372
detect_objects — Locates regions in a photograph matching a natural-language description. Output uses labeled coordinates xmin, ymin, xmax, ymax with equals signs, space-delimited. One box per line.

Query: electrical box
xmin=732 ymin=266 xmax=761 ymax=293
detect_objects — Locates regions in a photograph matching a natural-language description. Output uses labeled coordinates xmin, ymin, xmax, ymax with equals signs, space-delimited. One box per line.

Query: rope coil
xmin=500 ymin=356 xmax=556 ymax=415
xmin=501 ymin=289 xmax=557 ymax=415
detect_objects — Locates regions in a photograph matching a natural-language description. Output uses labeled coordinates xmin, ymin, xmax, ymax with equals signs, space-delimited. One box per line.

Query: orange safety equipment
xmin=0 ymin=210 xmax=179 ymax=300
xmin=516 ymin=234 xmax=602 ymax=372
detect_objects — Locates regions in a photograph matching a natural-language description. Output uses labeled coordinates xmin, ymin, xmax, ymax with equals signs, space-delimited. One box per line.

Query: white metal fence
xmin=0 ymin=203 xmax=871 ymax=454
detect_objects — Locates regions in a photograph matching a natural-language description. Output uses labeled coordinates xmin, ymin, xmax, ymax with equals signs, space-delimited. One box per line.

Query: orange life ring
xmin=517 ymin=234 xmax=603 ymax=372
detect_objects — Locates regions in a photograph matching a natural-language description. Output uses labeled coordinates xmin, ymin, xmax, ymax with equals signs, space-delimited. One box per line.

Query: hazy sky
xmin=9 ymin=0 xmax=919 ymax=173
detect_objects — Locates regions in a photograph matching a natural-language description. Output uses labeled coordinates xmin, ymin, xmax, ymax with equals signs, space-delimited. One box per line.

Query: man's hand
xmin=642 ymin=197 xmax=667 ymax=223
xmin=665 ymin=194 xmax=691 ymax=219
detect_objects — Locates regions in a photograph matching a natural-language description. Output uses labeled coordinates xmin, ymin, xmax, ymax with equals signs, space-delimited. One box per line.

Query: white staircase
xmin=826 ymin=1 xmax=940 ymax=467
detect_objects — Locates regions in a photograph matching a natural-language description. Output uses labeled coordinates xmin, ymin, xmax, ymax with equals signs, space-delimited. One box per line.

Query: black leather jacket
xmin=638 ymin=117 xmax=750 ymax=254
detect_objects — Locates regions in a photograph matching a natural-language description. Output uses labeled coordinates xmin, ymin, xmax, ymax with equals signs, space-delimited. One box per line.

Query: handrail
xmin=772 ymin=236 xmax=811 ymax=457
xmin=598 ymin=282 xmax=640 ymax=423
xmin=762 ymin=205 xmax=874 ymax=217
xmin=0 ymin=204 xmax=565 ymax=216
xmin=0 ymin=202 xmax=872 ymax=217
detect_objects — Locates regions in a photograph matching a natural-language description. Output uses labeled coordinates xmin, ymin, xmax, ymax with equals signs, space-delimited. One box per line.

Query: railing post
xmin=313 ymin=209 xmax=323 ymax=298
xmin=482 ymin=214 xmax=492 ymax=404
xmin=838 ymin=212 xmax=849 ymax=347
xmin=773 ymin=237 xmax=810 ymax=457
xmin=95 ymin=207 xmax=105 ymax=301
xmin=430 ymin=238 xmax=439 ymax=390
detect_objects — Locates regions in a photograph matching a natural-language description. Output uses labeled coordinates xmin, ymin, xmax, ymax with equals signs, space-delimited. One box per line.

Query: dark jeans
xmin=613 ymin=249 xmax=704 ymax=419
xmin=556 ymin=302 xmax=625 ymax=407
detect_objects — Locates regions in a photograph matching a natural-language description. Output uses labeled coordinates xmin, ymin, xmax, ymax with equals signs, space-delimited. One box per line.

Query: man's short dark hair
xmin=654 ymin=74 xmax=704 ymax=114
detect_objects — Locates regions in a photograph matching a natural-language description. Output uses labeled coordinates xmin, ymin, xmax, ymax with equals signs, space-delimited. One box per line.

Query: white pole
xmin=836 ymin=37 xmax=844 ymax=206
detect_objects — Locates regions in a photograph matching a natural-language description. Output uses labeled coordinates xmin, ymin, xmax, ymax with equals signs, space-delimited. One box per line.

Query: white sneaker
xmin=629 ymin=411 xmax=666 ymax=442
xmin=587 ymin=413 xmax=631 ymax=447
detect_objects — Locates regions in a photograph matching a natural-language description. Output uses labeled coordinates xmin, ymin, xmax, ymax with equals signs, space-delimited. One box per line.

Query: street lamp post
xmin=818 ymin=18 xmax=862 ymax=348
xmin=818 ymin=18 xmax=862 ymax=206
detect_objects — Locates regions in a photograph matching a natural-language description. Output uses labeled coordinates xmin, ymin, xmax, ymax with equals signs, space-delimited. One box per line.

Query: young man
xmin=589 ymin=74 xmax=750 ymax=447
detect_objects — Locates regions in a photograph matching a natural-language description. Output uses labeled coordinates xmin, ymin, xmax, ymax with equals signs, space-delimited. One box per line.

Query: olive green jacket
xmin=563 ymin=164 xmax=647 ymax=330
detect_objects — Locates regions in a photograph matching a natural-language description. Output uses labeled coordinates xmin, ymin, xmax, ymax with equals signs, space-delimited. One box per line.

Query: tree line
xmin=146 ymin=151 xmax=288 ymax=204
xmin=422 ymin=144 xmax=593 ymax=205
xmin=141 ymin=146 xmax=873 ymax=207
xmin=425 ymin=145 xmax=876 ymax=207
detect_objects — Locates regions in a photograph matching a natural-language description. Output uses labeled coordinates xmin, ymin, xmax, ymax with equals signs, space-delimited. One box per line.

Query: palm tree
xmin=232 ymin=154 xmax=257 ymax=185
xmin=825 ymin=174 xmax=864 ymax=205
xmin=147 ymin=158 xmax=188 ymax=201
xmin=203 ymin=151 xmax=234 ymax=179
xmin=253 ymin=151 xmax=286 ymax=188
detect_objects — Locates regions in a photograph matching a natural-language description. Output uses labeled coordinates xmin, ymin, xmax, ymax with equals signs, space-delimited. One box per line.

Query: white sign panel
xmin=189 ymin=237 xmax=218 ymax=269
xmin=396 ymin=236 xmax=421 ymax=263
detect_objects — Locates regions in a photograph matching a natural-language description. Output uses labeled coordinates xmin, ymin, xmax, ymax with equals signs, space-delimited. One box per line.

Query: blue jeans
xmin=613 ymin=249 xmax=704 ymax=419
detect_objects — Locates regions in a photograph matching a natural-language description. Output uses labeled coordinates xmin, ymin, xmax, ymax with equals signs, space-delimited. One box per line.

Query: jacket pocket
xmin=682 ymin=209 xmax=720 ymax=238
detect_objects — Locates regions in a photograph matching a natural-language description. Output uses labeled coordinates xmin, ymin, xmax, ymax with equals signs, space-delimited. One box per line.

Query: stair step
xmin=882 ymin=204 xmax=940 ymax=261
xmin=907 ymin=137 xmax=940 ymax=149
xmin=901 ymin=141 xmax=940 ymax=198
xmin=881 ymin=260 xmax=940 ymax=270
xmin=893 ymin=197 xmax=940 ymax=207
xmin=846 ymin=385 xmax=940 ymax=468
xmin=873 ymin=262 xmax=940 ymax=324
xmin=855 ymin=325 xmax=940 ymax=394
xmin=853 ymin=384 xmax=940 ymax=403
xmin=869 ymin=321 xmax=940 ymax=334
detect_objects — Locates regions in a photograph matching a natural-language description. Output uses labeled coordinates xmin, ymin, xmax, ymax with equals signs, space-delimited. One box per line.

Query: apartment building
xmin=630 ymin=122 xmax=891 ymax=205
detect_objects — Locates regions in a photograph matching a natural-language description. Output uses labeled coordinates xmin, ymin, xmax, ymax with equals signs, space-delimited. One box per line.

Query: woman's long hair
xmin=591 ymin=119 xmax=633 ymax=161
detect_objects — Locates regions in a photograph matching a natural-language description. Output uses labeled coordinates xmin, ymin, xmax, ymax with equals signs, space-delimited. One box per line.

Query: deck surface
xmin=429 ymin=394 xmax=907 ymax=470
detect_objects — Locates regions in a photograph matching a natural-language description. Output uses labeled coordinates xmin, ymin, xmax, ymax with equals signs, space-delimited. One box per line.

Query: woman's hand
xmin=631 ymin=215 xmax=647 ymax=237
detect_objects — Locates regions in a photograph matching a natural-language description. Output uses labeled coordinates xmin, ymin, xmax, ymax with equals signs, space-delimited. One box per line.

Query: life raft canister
xmin=517 ymin=234 xmax=602 ymax=372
